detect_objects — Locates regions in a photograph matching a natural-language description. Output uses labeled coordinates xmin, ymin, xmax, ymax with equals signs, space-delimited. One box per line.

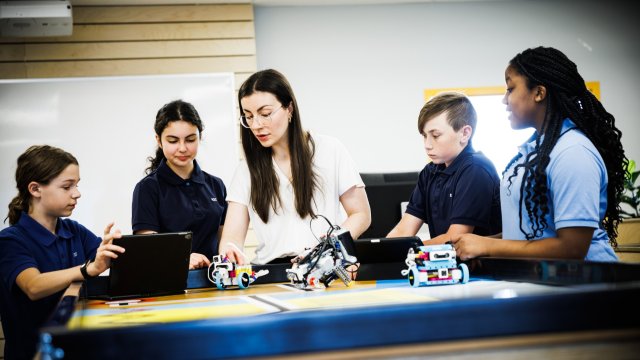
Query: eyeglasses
xmin=240 ymin=106 xmax=283 ymax=128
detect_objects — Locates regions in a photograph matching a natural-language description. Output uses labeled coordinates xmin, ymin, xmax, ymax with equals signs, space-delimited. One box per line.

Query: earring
xmin=288 ymin=116 xmax=292 ymax=123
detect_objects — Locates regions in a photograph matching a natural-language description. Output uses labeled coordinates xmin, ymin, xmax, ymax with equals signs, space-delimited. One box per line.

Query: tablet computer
xmin=354 ymin=236 xmax=423 ymax=280
xmin=96 ymin=232 xmax=192 ymax=300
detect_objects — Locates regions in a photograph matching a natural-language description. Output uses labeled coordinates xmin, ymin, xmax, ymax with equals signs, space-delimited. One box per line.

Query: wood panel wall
xmin=0 ymin=3 xmax=259 ymax=264
xmin=0 ymin=5 xmax=259 ymax=356
xmin=0 ymin=3 xmax=256 ymax=88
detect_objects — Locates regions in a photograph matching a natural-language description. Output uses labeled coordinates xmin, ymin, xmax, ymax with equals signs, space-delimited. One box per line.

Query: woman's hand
xmin=347 ymin=263 xmax=359 ymax=281
xmin=217 ymin=202 xmax=250 ymax=265
xmin=221 ymin=242 xmax=248 ymax=265
xmin=87 ymin=222 xmax=125 ymax=276
xmin=189 ymin=252 xmax=211 ymax=269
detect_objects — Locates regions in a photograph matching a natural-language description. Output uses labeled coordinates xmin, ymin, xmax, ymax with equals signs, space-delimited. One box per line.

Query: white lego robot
xmin=401 ymin=243 xmax=469 ymax=287
xmin=286 ymin=226 xmax=358 ymax=290
xmin=208 ymin=255 xmax=269 ymax=290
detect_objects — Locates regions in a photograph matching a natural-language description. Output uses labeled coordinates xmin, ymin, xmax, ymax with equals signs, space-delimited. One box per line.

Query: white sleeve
xmin=333 ymin=137 xmax=365 ymax=195
xmin=226 ymin=160 xmax=251 ymax=206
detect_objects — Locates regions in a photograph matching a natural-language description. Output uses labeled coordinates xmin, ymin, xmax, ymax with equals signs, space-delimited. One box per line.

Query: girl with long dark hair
xmin=132 ymin=100 xmax=227 ymax=269
xmin=452 ymin=46 xmax=626 ymax=261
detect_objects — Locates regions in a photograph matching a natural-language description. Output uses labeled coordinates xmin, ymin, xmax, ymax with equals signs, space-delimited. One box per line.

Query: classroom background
xmin=2 ymin=0 xmax=639 ymax=272
xmin=2 ymin=0 xmax=638 ymax=243
xmin=2 ymin=0 xmax=638 ymax=173
xmin=1 ymin=1 xmax=639 ymax=357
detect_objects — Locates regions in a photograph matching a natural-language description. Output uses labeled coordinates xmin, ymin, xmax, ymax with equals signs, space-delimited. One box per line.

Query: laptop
xmin=91 ymin=232 xmax=192 ymax=300
xmin=354 ymin=236 xmax=423 ymax=280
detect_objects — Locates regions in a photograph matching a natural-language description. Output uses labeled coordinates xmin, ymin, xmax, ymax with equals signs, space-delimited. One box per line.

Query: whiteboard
xmin=0 ymin=73 xmax=238 ymax=234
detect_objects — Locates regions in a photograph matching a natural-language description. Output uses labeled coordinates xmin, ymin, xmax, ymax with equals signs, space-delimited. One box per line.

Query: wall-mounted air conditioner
xmin=0 ymin=0 xmax=72 ymax=37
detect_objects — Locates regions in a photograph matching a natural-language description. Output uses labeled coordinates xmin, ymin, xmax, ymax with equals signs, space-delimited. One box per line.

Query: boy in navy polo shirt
xmin=388 ymin=92 xmax=501 ymax=243
xmin=0 ymin=145 xmax=124 ymax=359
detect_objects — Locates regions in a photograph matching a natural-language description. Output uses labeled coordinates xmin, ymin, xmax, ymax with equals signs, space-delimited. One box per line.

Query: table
xmin=40 ymin=258 xmax=640 ymax=359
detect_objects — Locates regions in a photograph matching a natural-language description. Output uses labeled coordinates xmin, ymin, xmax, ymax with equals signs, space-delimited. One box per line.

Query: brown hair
xmin=418 ymin=92 xmax=477 ymax=136
xmin=237 ymin=69 xmax=320 ymax=222
xmin=6 ymin=145 xmax=78 ymax=225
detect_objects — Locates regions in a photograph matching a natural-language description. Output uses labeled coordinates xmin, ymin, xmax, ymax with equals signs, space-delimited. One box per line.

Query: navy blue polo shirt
xmin=0 ymin=213 xmax=100 ymax=360
xmin=406 ymin=144 xmax=501 ymax=237
xmin=132 ymin=159 xmax=227 ymax=259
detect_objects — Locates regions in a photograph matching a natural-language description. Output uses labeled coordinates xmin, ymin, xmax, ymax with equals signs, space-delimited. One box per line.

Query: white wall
xmin=254 ymin=0 xmax=640 ymax=173
xmin=0 ymin=74 xmax=238 ymax=233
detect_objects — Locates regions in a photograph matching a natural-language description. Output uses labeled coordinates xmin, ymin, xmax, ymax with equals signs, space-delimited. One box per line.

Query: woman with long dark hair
xmin=219 ymin=69 xmax=371 ymax=265
xmin=452 ymin=46 xmax=626 ymax=261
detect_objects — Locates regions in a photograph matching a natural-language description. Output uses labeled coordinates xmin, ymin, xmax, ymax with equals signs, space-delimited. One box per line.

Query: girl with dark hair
xmin=219 ymin=69 xmax=371 ymax=265
xmin=452 ymin=46 xmax=626 ymax=261
xmin=0 ymin=145 xmax=124 ymax=359
xmin=132 ymin=100 xmax=227 ymax=269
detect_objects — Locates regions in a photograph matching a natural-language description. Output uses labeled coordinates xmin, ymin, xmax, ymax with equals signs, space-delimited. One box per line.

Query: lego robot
xmin=401 ymin=243 xmax=469 ymax=287
xmin=208 ymin=255 xmax=269 ymax=290
xmin=286 ymin=228 xmax=358 ymax=289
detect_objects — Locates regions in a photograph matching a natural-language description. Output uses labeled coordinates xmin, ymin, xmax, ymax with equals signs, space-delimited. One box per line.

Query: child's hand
xmin=88 ymin=222 xmax=125 ymax=276
xmin=189 ymin=253 xmax=211 ymax=269
xmin=450 ymin=233 xmax=488 ymax=261
xmin=222 ymin=242 xmax=247 ymax=265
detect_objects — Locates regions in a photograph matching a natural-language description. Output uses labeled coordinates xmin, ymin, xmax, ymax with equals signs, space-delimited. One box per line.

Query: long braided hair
xmin=505 ymin=46 xmax=627 ymax=246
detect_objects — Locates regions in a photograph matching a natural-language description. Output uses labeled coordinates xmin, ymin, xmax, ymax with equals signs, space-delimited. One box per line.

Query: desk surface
xmin=68 ymin=279 xmax=569 ymax=330
xmin=42 ymin=259 xmax=640 ymax=359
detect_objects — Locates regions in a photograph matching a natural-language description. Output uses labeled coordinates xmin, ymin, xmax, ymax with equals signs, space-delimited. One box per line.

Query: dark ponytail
xmin=6 ymin=145 xmax=78 ymax=225
xmin=146 ymin=147 xmax=167 ymax=176
xmin=146 ymin=99 xmax=204 ymax=174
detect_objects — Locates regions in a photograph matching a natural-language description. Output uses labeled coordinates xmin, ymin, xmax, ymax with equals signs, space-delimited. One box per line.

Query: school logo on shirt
xmin=211 ymin=197 xmax=217 ymax=202
xmin=73 ymin=252 xmax=78 ymax=258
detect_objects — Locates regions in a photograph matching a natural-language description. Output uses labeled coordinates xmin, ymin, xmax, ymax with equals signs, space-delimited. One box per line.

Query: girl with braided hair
xmin=452 ymin=46 xmax=626 ymax=261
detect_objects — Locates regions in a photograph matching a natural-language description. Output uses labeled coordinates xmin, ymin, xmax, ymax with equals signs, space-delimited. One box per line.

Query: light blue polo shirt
xmin=501 ymin=118 xmax=617 ymax=262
